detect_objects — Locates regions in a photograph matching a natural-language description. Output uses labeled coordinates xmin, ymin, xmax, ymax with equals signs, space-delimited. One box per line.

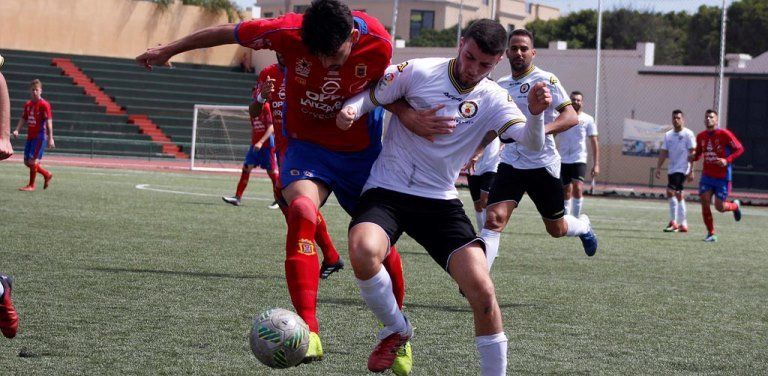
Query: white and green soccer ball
xmin=249 ymin=307 xmax=310 ymax=368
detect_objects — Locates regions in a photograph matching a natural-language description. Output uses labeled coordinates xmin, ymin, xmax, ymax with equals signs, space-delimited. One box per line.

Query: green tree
xmin=685 ymin=5 xmax=722 ymax=65
xmin=727 ymin=0 xmax=768 ymax=58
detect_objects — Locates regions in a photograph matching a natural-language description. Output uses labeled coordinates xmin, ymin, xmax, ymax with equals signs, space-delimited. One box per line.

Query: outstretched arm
xmin=0 ymin=72 xmax=12 ymax=160
xmin=136 ymin=24 xmax=237 ymax=70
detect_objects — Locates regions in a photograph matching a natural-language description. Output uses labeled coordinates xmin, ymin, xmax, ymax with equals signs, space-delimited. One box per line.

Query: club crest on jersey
xmin=296 ymin=58 xmax=311 ymax=77
xmin=297 ymin=239 xmax=316 ymax=256
xmin=396 ymin=61 xmax=409 ymax=72
xmin=520 ymin=83 xmax=530 ymax=94
xmin=355 ymin=63 xmax=368 ymax=78
xmin=459 ymin=101 xmax=478 ymax=118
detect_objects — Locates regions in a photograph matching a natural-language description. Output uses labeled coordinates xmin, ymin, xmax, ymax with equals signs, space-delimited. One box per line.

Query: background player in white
xmin=655 ymin=109 xmax=696 ymax=232
xmin=558 ymin=90 xmax=599 ymax=217
xmin=467 ymin=138 xmax=502 ymax=231
xmin=480 ymin=29 xmax=598 ymax=269
xmin=337 ymin=20 xmax=549 ymax=375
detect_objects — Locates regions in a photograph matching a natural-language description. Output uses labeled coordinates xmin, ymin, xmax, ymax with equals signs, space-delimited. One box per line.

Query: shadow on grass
xmin=86 ymin=266 xmax=281 ymax=280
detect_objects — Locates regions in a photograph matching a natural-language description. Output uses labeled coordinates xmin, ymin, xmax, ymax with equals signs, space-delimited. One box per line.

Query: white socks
xmin=357 ymin=267 xmax=407 ymax=335
xmin=677 ymin=198 xmax=687 ymax=226
xmin=476 ymin=332 xmax=508 ymax=376
xmin=0 ymin=282 xmax=4 ymax=296
xmin=480 ymin=228 xmax=501 ymax=271
xmin=475 ymin=209 xmax=486 ymax=233
xmin=572 ymin=198 xmax=583 ymax=217
xmin=668 ymin=197 xmax=678 ymax=223
xmin=564 ymin=214 xmax=590 ymax=236
xmin=563 ymin=199 xmax=571 ymax=216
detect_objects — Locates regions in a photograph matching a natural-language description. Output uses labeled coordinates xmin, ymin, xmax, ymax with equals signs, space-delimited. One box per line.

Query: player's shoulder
xmin=352 ymin=11 xmax=390 ymax=40
xmin=531 ymin=66 xmax=560 ymax=84
xmin=579 ymin=112 xmax=594 ymax=122
xmin=496 ymin=74 xmax=513 ymax=85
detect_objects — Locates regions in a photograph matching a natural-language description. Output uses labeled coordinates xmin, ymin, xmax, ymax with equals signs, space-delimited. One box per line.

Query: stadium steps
xmin=127 ymin=115 xmax=187 ymax=159
xmin=52 ymin=58 xmax=125 ymax=114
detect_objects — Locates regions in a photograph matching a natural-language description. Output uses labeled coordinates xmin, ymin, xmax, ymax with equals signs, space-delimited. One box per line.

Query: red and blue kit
xmin=243 ymin=101 xmax=277 ymax=170
xmin=694 ymin=129 xmax=744 ymax=200
xmin=258 ymin=63 xmax=287 ymax=158
xmin=21 ymin=99 xmax=52 ymax=160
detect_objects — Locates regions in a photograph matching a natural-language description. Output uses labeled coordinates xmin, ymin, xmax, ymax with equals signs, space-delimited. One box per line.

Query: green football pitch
xmin=0 ymin=163 xmax=766 ymax=375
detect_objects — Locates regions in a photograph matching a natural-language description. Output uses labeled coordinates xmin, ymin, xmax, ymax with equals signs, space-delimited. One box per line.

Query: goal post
xmin=191 ymin=104 xmax=252 ymax=172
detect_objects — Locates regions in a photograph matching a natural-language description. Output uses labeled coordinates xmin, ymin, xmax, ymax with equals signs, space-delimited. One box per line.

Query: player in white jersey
xmin=467 ymin=138 xmax=502 ymax=231
xmin=337 ymin=20 xmax=549 ymax=376
xmin=558 ymin=91 xmax=600 ymax=217
xmin=480 ymin=29 xmax=598 ymax=270
xmin=655 ymin=109 xmax=696 ymax=232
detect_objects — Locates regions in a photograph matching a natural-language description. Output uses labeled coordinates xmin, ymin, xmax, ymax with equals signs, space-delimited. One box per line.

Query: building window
xmin=410 ymin=10 xmax=434 ymax=39
xmin=294 ymin=5 xmax=309 ymax=13
xmin=263 ymin=12 xmax=274 ymax=18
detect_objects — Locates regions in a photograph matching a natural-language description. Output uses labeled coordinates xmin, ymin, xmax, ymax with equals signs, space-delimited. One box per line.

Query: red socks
xmin=723 ymin=201 xmax=738 ymax=212
xmin=235 ymin=169 xmax=250 ymax=198
xmin=36 ymin=165 xmax=51 ymax=179
xmin=382 ymin=246 xmax=406 ymax=310
xmin=284 ymin=196 xmax=321 ymax=333
xmin=28 ymin=164 xmax=37 ymax=187
xmin=702 ymin=203 xmax=715 ymax=235
xmin=315 ymin=213 xmax=339 ymax=265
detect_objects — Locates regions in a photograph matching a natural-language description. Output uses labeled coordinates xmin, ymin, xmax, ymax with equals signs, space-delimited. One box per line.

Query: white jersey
xmin=662 ymin=127 xmax=696 ymax=174
xmin=497 ymin=65 xmax=572 ymax=173
xmin=557 ymin=111 xmax=598 ymax=164
xmin=471 ymin=138 xmax=502 ymax=175
xmin=344 ymin=57 xmax=543 ymax=200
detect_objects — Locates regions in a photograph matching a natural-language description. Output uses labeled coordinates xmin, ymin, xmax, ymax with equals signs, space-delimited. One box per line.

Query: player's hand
xmin=12 ymin=130 xmax=18 ymax=139
xmin=0 ymin=138 xmax=13 ymax=161
xmin=592 ymin=164 xmax=600 ymax=178
xmin=253 ymin=141 xmax=262 ymax=151
xmin=48 ymin=138 xmax=55 ymax=149
xmin=715 ymin=157 xmax=728 ymax=167
xmin=654 ymin=169 xmax=661 ymax=180
xmin=400 ymin=104 xmax=456 ymax=142
xmin=464 ymin=153 xmax=481 ymax=175
xmin=136 ymin=45 xmax=174 ymax=70
xmin=259 ymin=76 xmax=276 ymax=100
xmin=527 ymin=82 xmax=551 ymax=115
xmin=336 ymin=106 xmax=357 ymax=130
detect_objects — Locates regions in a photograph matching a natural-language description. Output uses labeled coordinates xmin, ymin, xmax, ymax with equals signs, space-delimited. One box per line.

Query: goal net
xmin=191 ymin=104 xmax=252 ymax=172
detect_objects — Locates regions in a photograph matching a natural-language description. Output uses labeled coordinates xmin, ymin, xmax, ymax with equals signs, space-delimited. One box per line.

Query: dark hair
xmin=571 ymin=90 xmax=583 ymax=97
xmin=30 ymin=79 xmax=42 ymax=88
xmin=508 ymin=29 xmax=535 ymax=45
xmin=461 ymin=19 xmax=507 ymax=55
xmin=672 ymin=109 xmax=684 ymax=116
xmin=301 ymin=0 xmax=354 ymax=56
xmin=705 ymin=109 xmax=718 ymax=116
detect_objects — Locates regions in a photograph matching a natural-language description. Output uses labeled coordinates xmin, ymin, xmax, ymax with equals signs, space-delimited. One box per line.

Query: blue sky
xmin=233 ymin=0 xmax=729 ymax=14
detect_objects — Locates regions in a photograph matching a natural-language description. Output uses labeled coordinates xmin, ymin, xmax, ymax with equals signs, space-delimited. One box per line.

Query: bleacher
xmin=1 ymin=48 xmax=257 ymax=159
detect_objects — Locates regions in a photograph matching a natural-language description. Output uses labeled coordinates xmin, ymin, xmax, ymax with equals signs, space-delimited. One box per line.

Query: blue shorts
xmin=280 ymin=139 xmax=382 ymax=215
xmin=243 ymin=136 xmax=276 ymax=170
xmin=24 ymin=135 xmax=47 ymax=160
xmin=699 ymin=175 xmax=731 ymax=201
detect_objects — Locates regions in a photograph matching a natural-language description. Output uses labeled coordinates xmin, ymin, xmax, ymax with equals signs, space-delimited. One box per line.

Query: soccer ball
xmin=249 ymin=307 xmax=310 ymax=368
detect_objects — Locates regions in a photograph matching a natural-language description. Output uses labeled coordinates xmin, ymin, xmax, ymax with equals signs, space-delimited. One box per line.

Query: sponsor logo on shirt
xmin=355 ymin=63 xmax=367 ymax=78
xmin=459 ymin=101 xmax=478 ymax=119
xmin=378 ymin=73 xmax=395 ymax=89
xmin=443 ymin=92 xmax=463 ymax=102
xmin=396 ymin=61 xmax=409 ymax=72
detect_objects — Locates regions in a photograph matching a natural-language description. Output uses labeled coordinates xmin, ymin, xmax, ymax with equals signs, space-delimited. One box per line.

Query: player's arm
xmin=498 ymin=82 xmax=550 ymax=151
xmin=724 ymin=131 xmax=745 ymax=164
xmin=384 ymin=101 xmax=455 ymax=141
xmin=655 ymin=149 xmax=668 ymax=180
xmin=249 ymin=76 xmax=275 ymax=119
xmin=465 ymin=130 xmax=498 ymax=174
xmin=689 ymin=136 xmax=703 ymax=162
xmin=46 ymin=103 xmax=54 ymax=148
xmin=254 ymin=104 xmax=274 ymax=149
xmin=590 ymin=135 xmax=600 ymax=177
xmin=686 ymin=147 xmax=696 ymax=181
xmin=0 ymin=72 xmax=12 ymax=160
xmin=338 ymin=62 xmax=414 ymax=130
xmin=544 ymin=104 xmax=578 ymax=135
xmin=136 ymin=24 xmax=236 ymax=69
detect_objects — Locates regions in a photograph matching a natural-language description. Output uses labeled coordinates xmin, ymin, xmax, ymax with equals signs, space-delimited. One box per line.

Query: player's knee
xmin=714 ymin=201 xmax=726 ymax=212
xmin=287 ymin=195 xmax=317 ymax=222
xmin=546 ymin=222 xmax=567 ymax=238
xmin=348 ymin=226 xmax=385 ymax=278
xmin=464 ymin=279 xmax=497 ymax=313
xmin=484 ymin=208 xmax=508 ymax=231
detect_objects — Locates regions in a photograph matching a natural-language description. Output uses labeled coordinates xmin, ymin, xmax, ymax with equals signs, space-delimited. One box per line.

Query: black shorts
xmin=667 ymin=172 xmax=686 ymax=191
xmin=560 ymin=162 xmax=587 ymax=185
xmin=467 ymin=172 xmax=496 ymax=202
xmin=487 ymin=163 xmax=566 ymax=220
xmin=350 ymin=188 xmax=483 ymax=271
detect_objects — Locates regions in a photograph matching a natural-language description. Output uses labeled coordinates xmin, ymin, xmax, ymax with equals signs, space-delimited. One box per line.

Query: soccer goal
xmin=190 ymin=104 xmax=252 ymax=172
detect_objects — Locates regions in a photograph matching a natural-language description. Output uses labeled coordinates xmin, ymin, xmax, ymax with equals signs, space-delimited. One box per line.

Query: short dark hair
xmin=508 ymin=29 xmax=534 ymax=45
xmin=672 ymin=109 xmax=684 ymax=116
xmin=301 ymin=0 xmax=354 ymax=56
xmin=462 ymin=19 xmax=508 ymax=55
xmin=571 ymin=91 xmax=583 ymax=97
xmin=30 ymin=79 xmax=42 ymax=88
xmin=706 ymin=109 xmax=718 ymax=116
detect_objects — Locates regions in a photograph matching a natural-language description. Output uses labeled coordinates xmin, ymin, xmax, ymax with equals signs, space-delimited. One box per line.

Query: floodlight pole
xmin=391 ymin=0 xmax=399 ymax=45
xmin=594 ymin=0 xmax=603 ymax=126
xmin=716 ymin=0 xmax=728 ymax=116
xmin=457 ymin=0 xmax=464 ymax=46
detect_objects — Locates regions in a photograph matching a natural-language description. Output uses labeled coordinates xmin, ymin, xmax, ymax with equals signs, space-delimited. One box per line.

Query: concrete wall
xmin=0 ymin=0 xmax=250 ymax=66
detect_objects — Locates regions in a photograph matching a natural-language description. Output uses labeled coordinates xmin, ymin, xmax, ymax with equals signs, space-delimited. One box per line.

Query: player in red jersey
xmin=689 ymin=109 xmax=745 ymax=242
xmin=136 ymin=1 xmax=410 ymax=369
xmin=13 ymin=79 xmax=54 ymax=191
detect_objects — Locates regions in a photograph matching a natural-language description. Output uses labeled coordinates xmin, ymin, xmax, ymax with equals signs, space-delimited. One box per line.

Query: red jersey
xmin=21 ymin=99 xmax=52 ymax=140
xmin=693 ymin=128 xmax=744 ymax=180
xmin=235 ymin=12 xmax=392 ymax=152
xmin=258 ymin=64 xmax=287 ymax=153
xmin=250 ymin=102 xmax=273 ymax=145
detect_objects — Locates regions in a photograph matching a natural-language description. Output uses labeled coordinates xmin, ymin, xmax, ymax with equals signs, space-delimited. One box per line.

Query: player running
xmin=338 ymin=20 xmax=548 ymax=375
xmin=136 ymin=0 xmax=409 ymax=370
xmin=13 ymin=79 xmax=54 ymax=191
xmin=655 ymin=110 xmax=696 ymax=233
xmin=689 ymin=109 xmax=744 ymax=242
xmin=557 ymin=90 xmax=599 ymax=217
xmin=480 ymin=29 xmax=597 ymax=271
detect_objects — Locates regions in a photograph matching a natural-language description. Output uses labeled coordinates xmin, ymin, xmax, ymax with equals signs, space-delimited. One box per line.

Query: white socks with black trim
xmin=476 ymin=332 xmax=508 ymax=376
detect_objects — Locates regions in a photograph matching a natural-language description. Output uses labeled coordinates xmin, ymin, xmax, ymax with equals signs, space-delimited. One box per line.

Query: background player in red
xmin=689 ymin=109 xmax=745 ymax=242
xmin=136 ymin=1 xmax=409 ymax=369
xmin=13 ymin=79 xmax=54 ymax=191
xmin=221 ymin=77 xmax=278 ymax=207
